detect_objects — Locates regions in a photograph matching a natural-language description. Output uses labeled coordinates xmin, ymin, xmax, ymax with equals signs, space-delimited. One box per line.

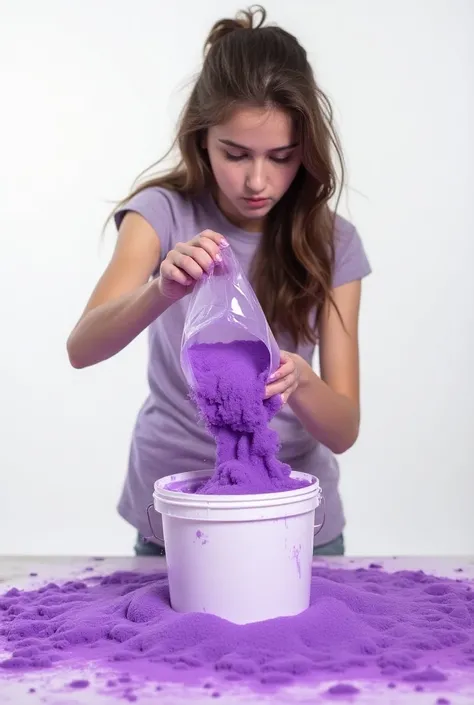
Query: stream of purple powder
xmin=1 ymin=565 xmax=473 ymax=695
xmin=184 ymin=340 xmax=308 ymax=495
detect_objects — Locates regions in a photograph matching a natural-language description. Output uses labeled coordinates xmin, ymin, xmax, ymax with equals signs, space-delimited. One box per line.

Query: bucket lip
xmin=153 ymin=469 xmax=320 ymax=504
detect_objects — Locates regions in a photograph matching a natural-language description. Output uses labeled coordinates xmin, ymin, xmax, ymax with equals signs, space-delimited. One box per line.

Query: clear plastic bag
xmin=181 ymin=244 xmax=280 ymax=388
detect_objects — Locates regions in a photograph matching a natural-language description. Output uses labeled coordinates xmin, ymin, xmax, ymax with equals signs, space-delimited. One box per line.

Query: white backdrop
xmin=1 ymin=0 xmax=473 ymax=557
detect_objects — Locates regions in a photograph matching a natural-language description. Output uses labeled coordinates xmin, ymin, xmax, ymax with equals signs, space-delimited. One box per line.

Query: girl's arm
xmin=67 ymin=213 xmax=225 ymax=369
xmin=66 ymin=212 xmax=169 ymax=368
xmin=266 ymin=281 xmax=363 ymax=454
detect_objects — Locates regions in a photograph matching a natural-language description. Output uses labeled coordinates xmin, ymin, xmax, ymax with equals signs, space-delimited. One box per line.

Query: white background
xmin=0 ymin=0 xmax=473 ymax=557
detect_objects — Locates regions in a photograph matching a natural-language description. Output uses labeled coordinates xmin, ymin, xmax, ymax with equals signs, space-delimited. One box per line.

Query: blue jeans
xmin=134 ymin=532 xmax=344 ymax=557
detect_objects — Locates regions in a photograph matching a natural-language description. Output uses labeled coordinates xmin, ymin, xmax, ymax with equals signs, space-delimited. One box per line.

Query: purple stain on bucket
xmin=292 ymin=545 xmax=302 ymax=579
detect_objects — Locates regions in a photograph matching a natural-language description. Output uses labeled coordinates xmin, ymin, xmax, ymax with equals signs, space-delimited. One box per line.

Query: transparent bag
xmin=180 ymin=244 xmax=280 ymax=388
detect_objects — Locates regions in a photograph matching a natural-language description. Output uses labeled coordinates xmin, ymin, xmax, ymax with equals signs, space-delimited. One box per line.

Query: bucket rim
xmin=153 ymin=469 xmax=320 ymax=505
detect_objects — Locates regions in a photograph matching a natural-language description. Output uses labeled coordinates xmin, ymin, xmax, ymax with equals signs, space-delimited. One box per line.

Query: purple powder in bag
xmin=187 ymin=340 xmax=309 ymax=495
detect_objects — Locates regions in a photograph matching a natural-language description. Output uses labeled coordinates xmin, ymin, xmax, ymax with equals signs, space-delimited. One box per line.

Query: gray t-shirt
xmin=114 ymin=187 xmax=371 ymax=546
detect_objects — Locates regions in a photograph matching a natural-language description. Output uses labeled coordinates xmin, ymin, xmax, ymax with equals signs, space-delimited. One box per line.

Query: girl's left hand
xmin=264 ymin=351 xmax=304 ymax=405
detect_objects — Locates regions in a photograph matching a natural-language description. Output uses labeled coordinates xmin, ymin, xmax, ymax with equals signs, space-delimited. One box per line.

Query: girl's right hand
xmin=157 ymin=230 xmax=228 ymax=302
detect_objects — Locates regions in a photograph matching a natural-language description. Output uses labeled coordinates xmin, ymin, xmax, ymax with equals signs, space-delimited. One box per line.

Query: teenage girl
xmin=67 ymin=6 xmax=371 ymax=557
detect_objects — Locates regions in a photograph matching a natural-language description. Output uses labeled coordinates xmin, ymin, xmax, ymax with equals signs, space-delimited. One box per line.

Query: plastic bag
xmin=180 ymin=243 xmax=280 ymax=388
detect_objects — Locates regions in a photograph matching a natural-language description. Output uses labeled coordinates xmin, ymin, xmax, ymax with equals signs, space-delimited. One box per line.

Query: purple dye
xmin=186 ymin=341 xmax=309 ymax=495
xmin=29 ymin=573 xmax=38 ymax=578
xmin=69 ymin=679 xmax=89 ymax=689
xmin=436 ymin=699 xmax=451 ymax=705
xmin=1 ymin=567 xmax=473 ymax=695
xmin=327 ymin=682 xmax=360 ymax=695
xmin=403 ymin=667 xmax=447 ymax=683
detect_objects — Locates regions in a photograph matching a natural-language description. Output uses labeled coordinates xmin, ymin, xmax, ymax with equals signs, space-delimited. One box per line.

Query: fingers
xmin=264 ymin=373 xmax=297 ymax=401
xmin=194 ymin=229 xmax=229 ymax=249
xmin=264 ymin=352 xmax=299 ymax=404
xmin=172 ymin=244 xmax=214 ymax=279
xmin=164 ymin=230 xmax=228 ymax=283
xmin=160 ymin=260 xmax=193 ymax=286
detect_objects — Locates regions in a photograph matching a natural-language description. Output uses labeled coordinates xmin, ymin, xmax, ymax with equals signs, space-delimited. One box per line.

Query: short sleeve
xmin=113 ymin=186 xmax=174 ymax=257
xmin=332 ymin=215 xmax=372 ymax=288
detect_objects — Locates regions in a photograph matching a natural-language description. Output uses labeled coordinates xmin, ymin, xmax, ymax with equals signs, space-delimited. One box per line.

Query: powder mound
xmin=187 ymin=341 xmax=309 ymax=495
xmin=327 ymin=682 xmax=360 ymax=695
xmin=1 ymin=566 xmax=473 ymax=690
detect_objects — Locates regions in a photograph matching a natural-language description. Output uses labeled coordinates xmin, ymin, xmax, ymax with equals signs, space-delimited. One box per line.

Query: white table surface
xmin=1 ymin=555 xmax=473 ymax=704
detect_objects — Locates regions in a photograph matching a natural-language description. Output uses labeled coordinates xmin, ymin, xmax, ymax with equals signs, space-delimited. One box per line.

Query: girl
xmin=67 ymin=6 xmax=371 ymax=557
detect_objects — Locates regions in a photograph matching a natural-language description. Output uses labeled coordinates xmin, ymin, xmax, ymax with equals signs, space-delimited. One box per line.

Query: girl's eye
xmin=224 ymin=152 xmax=246 ymax=162
xmin=223 ymin=152 xmax=293 ymax=164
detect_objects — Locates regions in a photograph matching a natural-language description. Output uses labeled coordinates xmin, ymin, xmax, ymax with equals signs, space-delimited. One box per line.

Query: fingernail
xmin=268 ymin=373 xmax=277 ymax=382
xmin=220 ymin=238 xmax=229 ymax=248
xmin=215 ymin=253 xmax=222 ymax=262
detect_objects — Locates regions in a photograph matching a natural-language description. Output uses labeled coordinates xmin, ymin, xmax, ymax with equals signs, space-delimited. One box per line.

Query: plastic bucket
xmin=148 ymin=469 xmax=323 ymax=624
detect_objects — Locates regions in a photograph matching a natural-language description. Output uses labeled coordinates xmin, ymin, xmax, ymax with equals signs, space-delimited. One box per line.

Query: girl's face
xmin=205 ymin=105 xmax=302 ymax=231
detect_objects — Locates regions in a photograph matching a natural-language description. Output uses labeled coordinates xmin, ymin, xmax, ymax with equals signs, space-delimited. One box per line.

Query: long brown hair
xmin=110 ymin=5 xmax=345 ymax=346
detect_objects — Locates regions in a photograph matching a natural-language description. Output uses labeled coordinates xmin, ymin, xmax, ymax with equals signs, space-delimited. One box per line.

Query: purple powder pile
xmin=186 ymin=340 xmax=308 ymax=495
xmin=1 ymin=566 xmax=473 ymax=693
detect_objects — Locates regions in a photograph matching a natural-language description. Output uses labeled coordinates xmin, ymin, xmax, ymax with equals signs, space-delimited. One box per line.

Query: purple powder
xmin=186 ymin=341 xmax=309 ymax=495
xmin=327 ymin=682 xmax=360 ymax=695
xmin=403 ymin=667 xmax=447 ymax=683
xmin=69 ymin=679 xmax=89 ymax=689
xmin=1 ymin=566 xmax=473 ymax=695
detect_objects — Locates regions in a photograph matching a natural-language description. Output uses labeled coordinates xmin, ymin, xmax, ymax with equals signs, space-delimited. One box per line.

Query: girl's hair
xmin=110 ymin=5 xmax=345 ymax=346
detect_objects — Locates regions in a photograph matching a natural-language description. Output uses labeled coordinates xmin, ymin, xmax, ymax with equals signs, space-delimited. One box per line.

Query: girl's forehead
xmin=211 ymin=105 xmax=296 ymax=147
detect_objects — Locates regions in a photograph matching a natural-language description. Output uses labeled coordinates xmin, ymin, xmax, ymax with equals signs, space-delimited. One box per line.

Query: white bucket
xmin=148 ymin=470 xmax=323 ymax=624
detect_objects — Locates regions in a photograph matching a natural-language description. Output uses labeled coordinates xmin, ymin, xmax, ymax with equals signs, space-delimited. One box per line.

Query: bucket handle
xmin=145 ymin=503 xmax=164 ymax=544
xmin=146 ymin=496 xmax=326 ymax=544
xmin=313 ymin=495 xmax=326 ymax=539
